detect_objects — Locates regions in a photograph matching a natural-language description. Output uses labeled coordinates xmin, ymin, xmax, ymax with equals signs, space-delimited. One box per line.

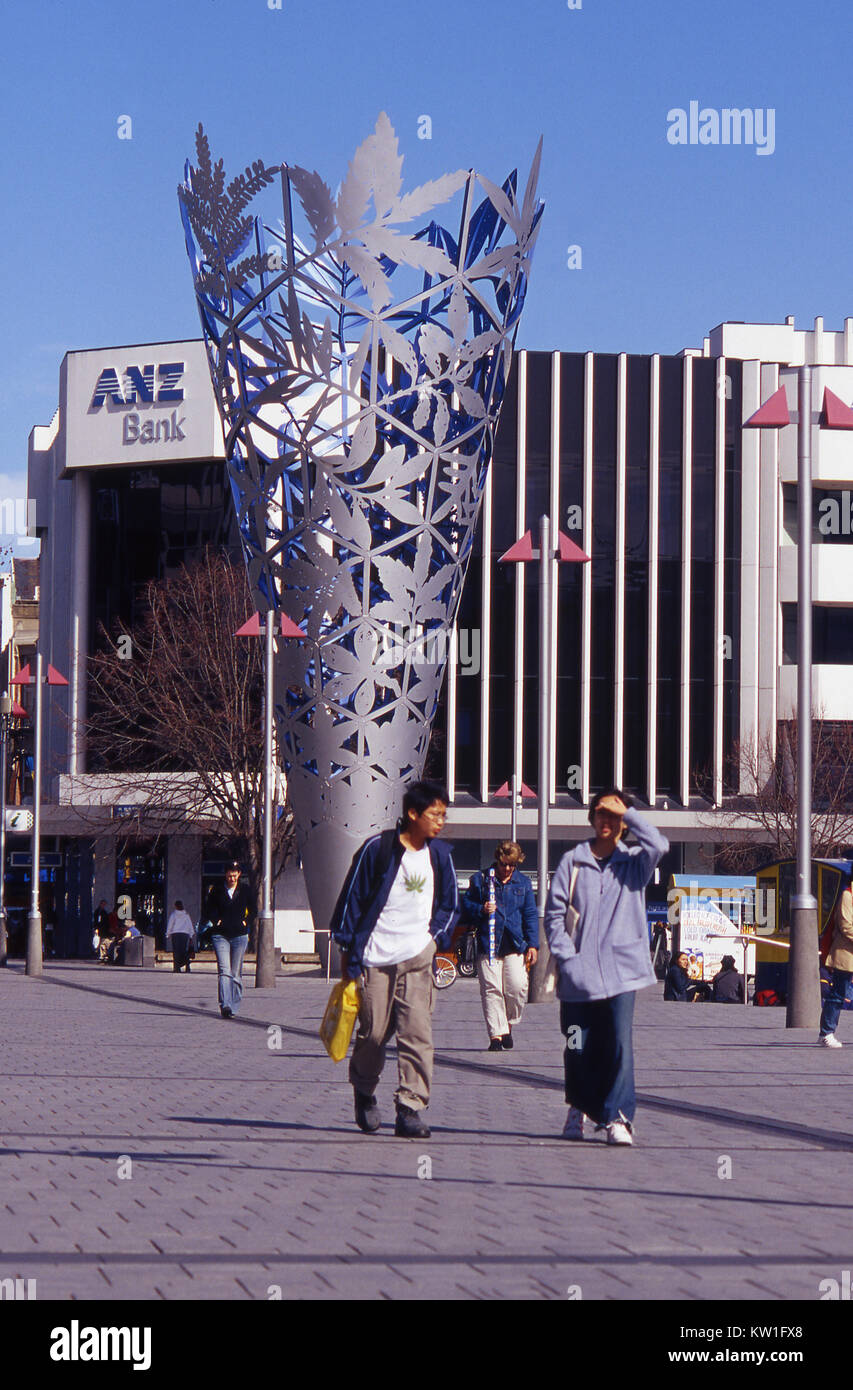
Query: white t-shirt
xmin=363 ymin=846 xmax=434 ymax=966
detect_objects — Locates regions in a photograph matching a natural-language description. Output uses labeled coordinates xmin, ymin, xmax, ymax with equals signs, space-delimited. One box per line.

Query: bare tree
xmin=84 ymin=549 xmax=295 ymax=921
xmin=698 ymin=716 xmax=853 ymax=873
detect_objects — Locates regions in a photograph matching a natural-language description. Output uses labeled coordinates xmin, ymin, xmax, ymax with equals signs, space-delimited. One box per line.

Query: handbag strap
xmin=569 ymin=863 xmax=579 ymax=904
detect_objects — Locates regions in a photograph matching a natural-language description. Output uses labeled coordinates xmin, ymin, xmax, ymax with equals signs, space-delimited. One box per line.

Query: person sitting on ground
xmin=712 ymin=954 xmax=744 ymax=1003
xmin=663 ymin=950 xmax=691 ymax=1002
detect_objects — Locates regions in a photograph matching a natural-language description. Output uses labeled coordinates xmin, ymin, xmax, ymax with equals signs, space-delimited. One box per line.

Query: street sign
xmin=5 ymin=808 xmax=33 ymax=832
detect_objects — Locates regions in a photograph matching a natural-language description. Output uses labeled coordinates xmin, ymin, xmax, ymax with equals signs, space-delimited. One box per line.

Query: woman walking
xmin=463 ymin=842 xmax=539 ymax=1051
xmin=544 ymin=791 xmax=668 ymax=1146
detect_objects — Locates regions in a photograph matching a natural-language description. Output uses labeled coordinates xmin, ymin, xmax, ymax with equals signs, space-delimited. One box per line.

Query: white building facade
xmin=27 ymin=319 xmax=853 ymax=951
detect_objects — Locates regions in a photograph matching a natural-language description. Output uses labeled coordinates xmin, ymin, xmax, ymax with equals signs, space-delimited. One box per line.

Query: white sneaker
xmin=819 ymin=1033 xmax=843 ymax=1048
xmin=606 ymin=1120 xmax=634 ymax=1146
xmin=561 ymin=1107 xmax=586 ymax=1140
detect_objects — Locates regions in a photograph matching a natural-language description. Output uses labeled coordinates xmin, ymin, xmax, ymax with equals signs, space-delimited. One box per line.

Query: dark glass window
xmin=783 ymin=484 xmax=853 ymax=545
xmin=690 ymin=357 xmax=716 ymax=781
xmin=522 ymin=354 xmax=553 ymax=792
xmin=488 ymin=362 xmax=519 ymax=789
xmin=782 ymin=605 xmax=853 ymax=664
xmin=590 ymin=355 xmax=618 ymax=791
xmin=623 ymin=356 xmax=650 ymax=793
xmin=723 ymin=361 xmax=742 ymax=792
xmin=91 ymin=463 xmax=240 ymax=646
xmin=556 ymin=354 xmax=584 ymax=796
xmin=657 ymin=357 xmax=683 ymax=796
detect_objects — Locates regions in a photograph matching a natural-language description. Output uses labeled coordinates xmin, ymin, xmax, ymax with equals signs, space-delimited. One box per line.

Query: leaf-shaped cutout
xmin=521 ymin=138 xmax=543 ymax=225
xmin=377 ymin=322 xmax=418 ymax=383
xmin=347 ymin=414 xmax=376 ymax=470
xmin=419 ymin=323 xmax=456 ymax=377
xmin=370 ymin=112 xmax=404 ymax=219
xmin=374 ymin=553 xmax=416 ymax=611
xmin=342 ymin=244 xmax=392 ymax=310
xmin=337 ymin=112 xmax=403 ymax=234
xmin=433 ymin=396 xmax=450 ymax=446
xmin=354 ymin=680 xmax=376 ymax=716
xmin=413 ymin=391 xmax=432 ymax=431
xmin=448 ymin=281 xmax=468 ymax=347
xmin=288 ymin=166 xmax=337 ymax=247
xmin=475 ymin=172 xmax=520 ymax=236
xmin=366 ymin=227 xmax=453 ymax=278
xmin=361 ymin=444 xmax=408 ymax=488
xmin=456 ymin=383 xmax=486 ymax=420
xmin=394 ymin=170 xmax=468 ymax=223
xmin=348 ymin=327 xmax=372 ymax=395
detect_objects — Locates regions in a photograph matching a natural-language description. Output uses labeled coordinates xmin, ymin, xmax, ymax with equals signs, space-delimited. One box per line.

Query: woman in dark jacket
xmin=664 ymin=952 xmax=691 ymax=1002
xmin=463 ymin=842 xmax=539 ymax=1051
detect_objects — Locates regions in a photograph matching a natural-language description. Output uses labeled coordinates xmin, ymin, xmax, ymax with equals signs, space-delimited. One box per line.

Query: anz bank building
xmin=28 ymin=318 xmax=853 ymax=952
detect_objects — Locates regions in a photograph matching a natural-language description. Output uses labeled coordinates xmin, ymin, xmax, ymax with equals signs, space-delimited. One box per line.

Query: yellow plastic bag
xmin=319 ymin=979 xmax=362 ymax=1062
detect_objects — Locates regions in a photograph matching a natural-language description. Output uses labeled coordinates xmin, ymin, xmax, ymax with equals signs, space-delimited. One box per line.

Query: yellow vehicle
xmin=755 ymin=858 xmax=853 ymax=987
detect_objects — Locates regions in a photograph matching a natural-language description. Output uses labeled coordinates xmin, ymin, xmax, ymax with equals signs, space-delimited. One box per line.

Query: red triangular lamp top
xmin=236 ymin=613 xmax=305 ymax=638
xmin=494 ymin=780 xmax=537 ymax=799
xmin=822 ymin=387 xmax=853 ymax=430
xmin=743 ymin=387 xmax=790 ymax=428
xmin=557 ymin=532 xmax=591 ymax=563
xmin=46 ymin=665 xmax=69 ymax=686
xmin=10 ymin=664 xmax=31 ymax=685
xmin=499 ymin=531 xmax=590 ymax=563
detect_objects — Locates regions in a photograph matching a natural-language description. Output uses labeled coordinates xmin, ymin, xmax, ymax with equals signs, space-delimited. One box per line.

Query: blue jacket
xmin=331 ymin=833 xmax=459 ymax=978
xmin=544 ymin=808 xmax=668 ymax=1003
xmin=462 ymin=868 xmax=539 ymax=956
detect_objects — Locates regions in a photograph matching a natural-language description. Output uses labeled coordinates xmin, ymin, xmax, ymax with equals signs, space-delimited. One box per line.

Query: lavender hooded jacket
xmin=544 ymin=808 xmax=669 ymax=1002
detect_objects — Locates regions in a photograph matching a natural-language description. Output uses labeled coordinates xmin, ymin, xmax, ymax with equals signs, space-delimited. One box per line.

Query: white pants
xmin=478 ymin=952 xmax=529 ymax=1039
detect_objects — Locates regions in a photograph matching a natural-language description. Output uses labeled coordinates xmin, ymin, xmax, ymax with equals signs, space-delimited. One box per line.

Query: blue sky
xmin=2 ymin=0 xmax=852 ymax=531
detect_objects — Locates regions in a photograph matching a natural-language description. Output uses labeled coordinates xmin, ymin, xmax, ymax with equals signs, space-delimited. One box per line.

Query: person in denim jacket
xmin=545 ymin=790 xmax=668 ymax=1146
xmin=463 ymin=842 xmax=539 ymax=1051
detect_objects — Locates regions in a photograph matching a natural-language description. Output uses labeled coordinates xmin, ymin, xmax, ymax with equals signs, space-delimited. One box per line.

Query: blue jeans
xmin=212 ymin=934 xmax=249 ymax=1014
xmin=559 ymin=991 xmax=636 ymax=1126
xmin=820 ymin=969 xmax=853 ymax=1037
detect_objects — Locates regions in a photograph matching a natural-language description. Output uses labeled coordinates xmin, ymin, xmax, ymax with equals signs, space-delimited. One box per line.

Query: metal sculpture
xmin=179 ymin=114 xmax=543 ymax=945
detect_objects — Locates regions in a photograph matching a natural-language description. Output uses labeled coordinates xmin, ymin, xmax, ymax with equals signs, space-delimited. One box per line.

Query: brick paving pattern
xmin=1 ymin=961 xmax=852 ymax=1300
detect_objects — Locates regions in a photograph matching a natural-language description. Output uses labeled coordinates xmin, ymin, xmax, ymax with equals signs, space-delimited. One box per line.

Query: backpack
xmin=754 ymin=988 xmax=781 ymax=1007
xmin=330 ymin=827 xmax=399 ymax=935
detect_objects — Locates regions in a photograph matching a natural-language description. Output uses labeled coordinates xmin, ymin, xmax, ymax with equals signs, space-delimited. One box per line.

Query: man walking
xmin=331 ymin=781 xmax=458 ymax=1139
xmin=204 ymin=863 xmax=255 ymax=1018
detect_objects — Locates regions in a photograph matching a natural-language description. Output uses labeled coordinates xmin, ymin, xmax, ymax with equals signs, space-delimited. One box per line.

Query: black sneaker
xmin=395 ymin=1105 xmax=431 ymax=1139
xmin=487 ymin=1038 xmax=503 ymax=1052
xmin=500 ymin=1031 xmax=514 ymax=1050
xmin=354 ymin=1091 xmax=381 ymax=1134
xmin=220 ymin=1006 xmax=233 ymax=1019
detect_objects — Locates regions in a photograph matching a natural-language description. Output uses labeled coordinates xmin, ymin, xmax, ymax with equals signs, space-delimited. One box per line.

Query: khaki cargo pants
xmin=349 ymin=941 xmax=437 ymax=1111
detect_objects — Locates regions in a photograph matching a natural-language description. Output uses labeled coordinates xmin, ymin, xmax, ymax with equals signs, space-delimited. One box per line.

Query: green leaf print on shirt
xmin=403 ymin=871 xmax=427 ymax=893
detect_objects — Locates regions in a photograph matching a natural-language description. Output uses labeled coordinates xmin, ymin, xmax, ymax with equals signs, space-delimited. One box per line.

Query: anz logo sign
xmin=89 ymin=362 xmax=187 ymax=446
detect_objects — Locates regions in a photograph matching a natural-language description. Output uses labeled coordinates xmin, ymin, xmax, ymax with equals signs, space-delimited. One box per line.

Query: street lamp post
xmin=0 ymin=691 xmax=12 ymax=966
xmin=790 ymin=366 xmax=819 ymax=1028
xmin=499 ymin=519 xmax=590 ymax=1002
xmin=27 ymin=652 xmax=44 ymax=977
xmin=742 ymin=370 xmax=853 ymax=1027
xmin=236 ymin=610 xmax=304 ymax=988
xmin=10 ymin=657 xmax=69 ymax=978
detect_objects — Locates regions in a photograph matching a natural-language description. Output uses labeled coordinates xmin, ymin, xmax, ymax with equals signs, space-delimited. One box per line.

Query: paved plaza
xmin=0 ymin=960 xmax=851 ymax=1301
